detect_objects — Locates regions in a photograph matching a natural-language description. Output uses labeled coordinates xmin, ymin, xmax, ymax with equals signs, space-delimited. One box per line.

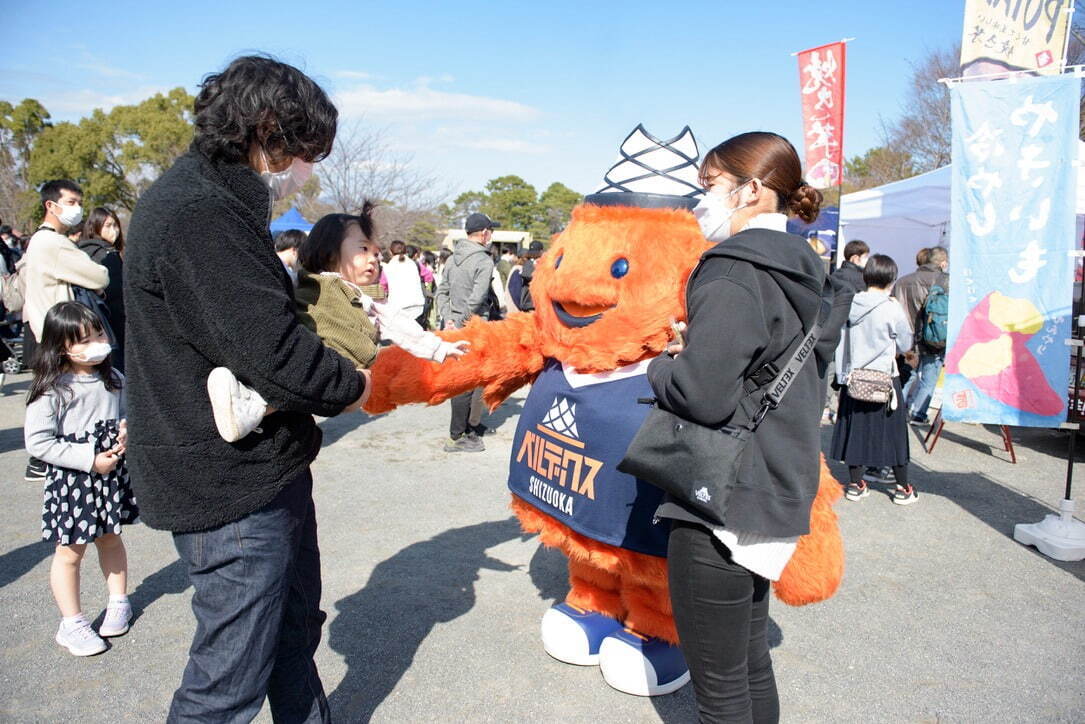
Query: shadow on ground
xmin=914 ymin=466 xmax=1085 ymax=583
xmin=128 ymin=557 xmax=189 ymax=622
xmin=477 ymin=398 xmax=525 ymax=434
xmin=0 ymin=540 xmax=52 ymax=589
xmin=327 ymin=518 xmax=524 ymax=723
xmin=0 ymin=425 xmax=26 ymax=455
xmin=821 ymin=425 xmax=1085 ymax=582
xmin=318 ymin=411 xmax=379 ymax=448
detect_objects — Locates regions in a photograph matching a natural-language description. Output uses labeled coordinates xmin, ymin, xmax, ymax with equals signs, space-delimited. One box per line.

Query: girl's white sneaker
xmin=99 ymin=601 xmax=132 ymax=637
xmin=56 ymin=617 xmax=107 ymax=656
xmin=207 ymin=367 xmax=268 ymax=442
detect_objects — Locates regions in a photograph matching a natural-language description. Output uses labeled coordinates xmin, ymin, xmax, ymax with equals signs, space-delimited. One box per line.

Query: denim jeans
xmin=668 ymin=520 xmax=779 ymax=724
xmin=168 ymin=469 xmax=330 ymax=723
xmin=907 ymin=353 xmax=944 ymax=421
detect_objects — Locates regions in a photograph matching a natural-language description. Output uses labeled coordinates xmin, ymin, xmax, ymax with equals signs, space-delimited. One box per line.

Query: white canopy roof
xmin=838 ymin=140 xmax=1085 ymax=266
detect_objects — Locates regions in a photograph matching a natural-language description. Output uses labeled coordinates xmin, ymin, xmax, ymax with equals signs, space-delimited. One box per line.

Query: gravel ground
xmin=0 ymin=371 xmax=1082 ymax=723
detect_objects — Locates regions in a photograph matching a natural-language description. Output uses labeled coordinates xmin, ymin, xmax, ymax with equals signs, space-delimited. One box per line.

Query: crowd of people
xmin=827 ymin=240 xmax=950 ymax=504
xmin=5 ymin=53 xmax=954 ymax=723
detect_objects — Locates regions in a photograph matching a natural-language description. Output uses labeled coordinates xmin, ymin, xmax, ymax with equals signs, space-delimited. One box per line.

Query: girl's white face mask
xmin=692 ymin=181 xmax=750 ymax=242
xmin=70 ymin=341 xmax=112 ymax=364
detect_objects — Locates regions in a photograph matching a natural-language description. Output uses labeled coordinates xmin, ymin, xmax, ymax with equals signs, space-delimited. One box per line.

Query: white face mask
xmin=692 ymin=181 xmax=749 ymax=242
xmin=70 ymin=341 xmax=111 ymax=365
xmin=52 ymin=202 xmax=84 ymax=229
xmin=260 ymin=150 xmax=315 ymax=201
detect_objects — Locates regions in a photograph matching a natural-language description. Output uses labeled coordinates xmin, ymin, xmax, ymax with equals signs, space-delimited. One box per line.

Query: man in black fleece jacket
xmin=124 ymin=57 xmax=366 ymax=722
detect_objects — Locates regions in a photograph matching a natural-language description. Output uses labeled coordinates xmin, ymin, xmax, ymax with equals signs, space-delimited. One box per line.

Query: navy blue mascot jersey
xmin=508 ymin=358 xmax=668 ymax=558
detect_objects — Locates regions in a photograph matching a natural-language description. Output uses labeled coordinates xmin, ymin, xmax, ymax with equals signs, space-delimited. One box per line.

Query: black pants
xmin=22 ymin=324 xmax=36 ymax=369
xmin=849 ymin=464 xmax=909 ymax=486
xmin=449 ymin=388 xmax=475 ymax=439
xmin=669 ymin=520 xmax=779 ymax=724
xmin=168 ymin=470 xmax=330 ymax=723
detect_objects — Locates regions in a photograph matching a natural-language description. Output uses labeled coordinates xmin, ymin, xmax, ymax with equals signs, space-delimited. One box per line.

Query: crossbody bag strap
xmin=746 ymin=296 xmax=830 ymax=431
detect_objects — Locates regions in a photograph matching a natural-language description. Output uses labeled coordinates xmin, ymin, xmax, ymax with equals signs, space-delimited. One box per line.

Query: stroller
xmin=0 ymin=316 xmax=25 ymax=396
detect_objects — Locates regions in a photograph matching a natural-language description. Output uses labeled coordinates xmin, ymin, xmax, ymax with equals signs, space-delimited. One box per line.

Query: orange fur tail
xmin=773 ymin=456 xmax=845 ymax=605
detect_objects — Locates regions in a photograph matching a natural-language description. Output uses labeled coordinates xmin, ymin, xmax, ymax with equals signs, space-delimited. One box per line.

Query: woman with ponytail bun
xmin=789 ymin=182 xmax=823 ymax=224
xmin=647 ymin=131 xmax=847 ymax=722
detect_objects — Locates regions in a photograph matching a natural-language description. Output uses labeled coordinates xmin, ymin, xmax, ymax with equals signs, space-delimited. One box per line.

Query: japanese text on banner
xmin=944 ymin=74 xmax=1079 ymax=427
xmin=798 ymin=42 xmax=846 ymax=190
xmin=960 ymin=0 xmax=1073 ymax=76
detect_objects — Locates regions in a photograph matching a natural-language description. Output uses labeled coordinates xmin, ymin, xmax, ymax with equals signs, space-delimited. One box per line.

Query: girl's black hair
xmin=27 ymin=302 xmax=123 ymax=405
xmin=863 ymin=253 xmax=899 ymax=289
xmin=298 ymin=203 xmax=377 ymax=273
xmin=83 ymin=206 xmax=125 ymax=254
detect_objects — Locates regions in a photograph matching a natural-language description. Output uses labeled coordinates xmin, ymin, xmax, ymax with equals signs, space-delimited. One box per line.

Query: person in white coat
xmin=383 ymin=239 xmax=426 ymax=325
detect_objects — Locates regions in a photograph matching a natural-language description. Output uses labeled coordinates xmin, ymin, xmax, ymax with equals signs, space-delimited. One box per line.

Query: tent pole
xmin=833 ymin=185 xmax=843 ymax=268
xmin=1067 ymin=269 xmax=1082 ymax=501
xmin=1060 ymin=1 xmax=1076 ymax=75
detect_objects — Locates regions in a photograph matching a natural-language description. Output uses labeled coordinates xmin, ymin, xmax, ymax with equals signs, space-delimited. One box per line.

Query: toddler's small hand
xmin=117 ymin=419 xmax=128 ymax=447
xmin=445 ymin=340 xmax=471 ymax=359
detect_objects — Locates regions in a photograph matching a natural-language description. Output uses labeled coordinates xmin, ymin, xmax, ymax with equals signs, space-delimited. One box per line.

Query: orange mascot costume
xmin=365 ymin=127 xmax=844 ymax=696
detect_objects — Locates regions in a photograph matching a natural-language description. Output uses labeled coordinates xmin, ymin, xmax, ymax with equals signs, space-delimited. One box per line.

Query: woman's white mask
xmin=692 ymin=181 xmax=750 ymax=242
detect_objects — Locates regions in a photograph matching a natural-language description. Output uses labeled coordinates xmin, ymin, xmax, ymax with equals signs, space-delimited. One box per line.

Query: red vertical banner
xmin=797 ymin=42 xmax=846 ymax=189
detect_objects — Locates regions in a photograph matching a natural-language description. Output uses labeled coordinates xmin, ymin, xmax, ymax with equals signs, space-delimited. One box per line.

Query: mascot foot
xmin=598 ymin=629 xmax=690 ymax=696
xmin=541 ymin=602 xmax=623 ymax=666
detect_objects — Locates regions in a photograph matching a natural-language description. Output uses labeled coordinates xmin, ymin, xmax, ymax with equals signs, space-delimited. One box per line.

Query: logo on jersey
xmin=517 ymin=396 xmax=603 ymax=509
xmin=541 ymin=397 xmax=579 ymax=439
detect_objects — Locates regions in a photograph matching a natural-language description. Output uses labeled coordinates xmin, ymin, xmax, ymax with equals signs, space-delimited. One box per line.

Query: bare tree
xmin=881 ymin=45 xmax=958 ymax=174
xmin=317 ymin=120 xmax=448 ymax=245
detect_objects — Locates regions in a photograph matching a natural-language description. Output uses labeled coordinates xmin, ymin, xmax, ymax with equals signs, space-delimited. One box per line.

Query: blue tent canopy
xmin=786 ymin=205 xmax=838 ymax=237
xmin=269 ymin=207 xmax=314 ymax=234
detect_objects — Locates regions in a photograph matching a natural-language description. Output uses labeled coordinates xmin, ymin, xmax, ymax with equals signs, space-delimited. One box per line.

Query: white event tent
xmin=837 ymin=140 xmax=1085 ymax=267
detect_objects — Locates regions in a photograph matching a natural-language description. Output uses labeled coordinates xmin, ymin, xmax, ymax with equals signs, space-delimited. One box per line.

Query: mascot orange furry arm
xmin=365 ymin=126 xmax=844 ymax=697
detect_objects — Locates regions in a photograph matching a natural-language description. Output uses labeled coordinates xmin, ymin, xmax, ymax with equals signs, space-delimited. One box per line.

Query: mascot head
xmin=533 ymin=126 xmax=712 ymax=372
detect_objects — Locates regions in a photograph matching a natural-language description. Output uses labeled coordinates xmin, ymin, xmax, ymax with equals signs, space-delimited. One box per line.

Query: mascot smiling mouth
xmin=552 ymin=300 xmax=615 ymax=328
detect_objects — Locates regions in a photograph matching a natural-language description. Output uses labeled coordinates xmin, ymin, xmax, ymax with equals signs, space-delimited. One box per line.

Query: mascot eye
xmin=555 ymin=254 xmax=563 ymax=269
xmin=610 ymin=258 xmax=629 ymax=279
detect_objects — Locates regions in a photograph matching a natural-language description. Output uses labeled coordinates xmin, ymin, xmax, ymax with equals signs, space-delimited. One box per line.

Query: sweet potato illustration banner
xmin=945 ymin=74 xmax=1079 ymax=427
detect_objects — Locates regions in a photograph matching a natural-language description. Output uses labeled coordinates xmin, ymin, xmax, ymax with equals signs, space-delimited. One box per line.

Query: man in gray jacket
xmin=892 ymin=246 xmax=949 ymax=423
xmin=436 ymin=212 xmax=497 ymax=451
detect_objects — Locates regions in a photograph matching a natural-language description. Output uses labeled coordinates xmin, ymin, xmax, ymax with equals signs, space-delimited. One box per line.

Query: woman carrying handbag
xmin=643 ymin=132 xmax=845 ymax=724
xmin=830 ymin=254 xmax=917 ymax=505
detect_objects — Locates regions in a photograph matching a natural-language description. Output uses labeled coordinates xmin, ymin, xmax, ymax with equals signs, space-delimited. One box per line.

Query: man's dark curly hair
xmin=193 ymin=55 xmax=338 ymax=164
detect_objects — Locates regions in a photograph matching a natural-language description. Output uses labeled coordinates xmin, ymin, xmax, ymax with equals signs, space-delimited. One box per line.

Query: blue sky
xmin=1 ymin=0 xmax=963 ymax=200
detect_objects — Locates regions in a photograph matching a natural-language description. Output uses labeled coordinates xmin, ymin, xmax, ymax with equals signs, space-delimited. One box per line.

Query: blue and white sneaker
xmin=540 ymin=602 xmax=623 ymax=666
xmin=599 ymin=628 xmax=690 ymax=696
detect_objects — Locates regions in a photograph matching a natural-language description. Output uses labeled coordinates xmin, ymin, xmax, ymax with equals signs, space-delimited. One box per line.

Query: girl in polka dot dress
xmin=24 ymin=301 xmax=137 ymax=656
